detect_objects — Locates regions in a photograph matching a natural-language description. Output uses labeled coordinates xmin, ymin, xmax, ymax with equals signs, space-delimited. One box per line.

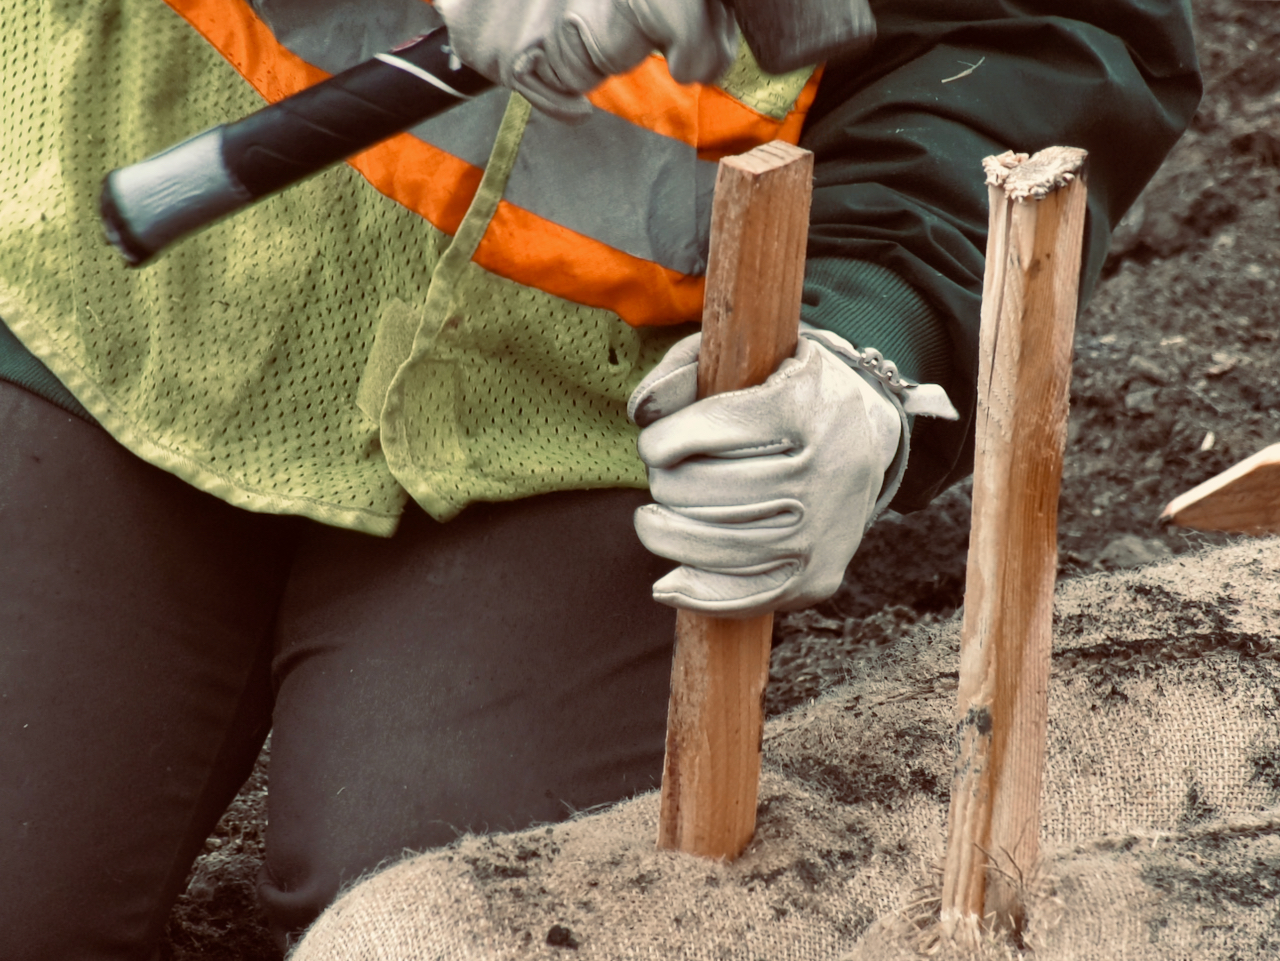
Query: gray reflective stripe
xmin=250 ymin=0 xmax=504 ymax=170
xmin=248 ymin=0 xmax=721 ymax=275
xmin=510 ymin=109 xmax=717 ymax=276
xmin=251 ymin=0 xmax=442 ymax=71
xmin=406 ymin=86 xmax=510 ymax=169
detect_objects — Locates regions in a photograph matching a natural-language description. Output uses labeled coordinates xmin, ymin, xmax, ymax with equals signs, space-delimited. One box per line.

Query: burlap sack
xmin=289 ymin=539 xmax=1280 ymax=960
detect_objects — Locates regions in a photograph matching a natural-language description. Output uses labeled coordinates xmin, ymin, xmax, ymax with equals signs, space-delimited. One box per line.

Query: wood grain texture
xmin=940 ymin=148 xmax=1088 ymax=933
xmin=1161 ymin=442 xmax=1280 ymax=535
xmin=656 ymin=140 xmax=813 ymax=860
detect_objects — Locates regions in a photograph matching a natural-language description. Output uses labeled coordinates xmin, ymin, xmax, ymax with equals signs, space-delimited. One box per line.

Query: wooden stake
xmin=1160 ymin=442 xmax=1280 ymax=535
xmin=656 ymin=141 xmax=813 ymax=860
xmin=940 ymin=147 xmax=1088 ymax=934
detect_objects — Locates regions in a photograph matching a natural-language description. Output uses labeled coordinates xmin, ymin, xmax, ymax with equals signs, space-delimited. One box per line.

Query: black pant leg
xmin=0 ymin=382 xmax=292 ymax=960
xmin=261 ymin=489 xmax=676 ymax=946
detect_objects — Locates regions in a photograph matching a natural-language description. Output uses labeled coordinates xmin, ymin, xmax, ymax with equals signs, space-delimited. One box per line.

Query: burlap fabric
xmin=290 ymin=539 xmax=1280 ymax=960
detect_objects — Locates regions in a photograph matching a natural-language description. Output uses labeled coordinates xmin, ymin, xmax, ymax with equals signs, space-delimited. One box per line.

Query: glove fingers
xmin=651 ymin=564 xmax=795 ymax=618
xmin=559 ymin=11 xmax=653 ymax=78
xmin=625 ymin=0 xmax=738 ymax=85
xmin=661 ymin=1 xmax=738 ymax=84
xmin=647 ymin=457 xmax=804 ymax=508
xmin=636 ymin=395 xmax=802 ymax=468
xmin=634 ymin=502 xmax=802 ymax=570
xmin=653 ymin=498 xmax=803 ymax=527
xmin=509 ymin=53 xmax=595 ymax=122
xmin=634 ymin=342 xmax=821 ymax=465
xmin=627 ymin=331 xmax=701 ymax=426
xmin=532 ymin=24 xmax=610 ymax=94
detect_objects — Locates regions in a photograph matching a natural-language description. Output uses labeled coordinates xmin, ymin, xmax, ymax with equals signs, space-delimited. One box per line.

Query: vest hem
xmin=400 ymin=473 xmax=651 ymax=525
xmin=0 ymin=290 xmax=405 ymax=538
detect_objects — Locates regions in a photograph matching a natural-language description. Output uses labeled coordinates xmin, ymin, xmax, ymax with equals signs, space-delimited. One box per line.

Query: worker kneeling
xmin=0 ymin=0 xmax=1199 ymax=956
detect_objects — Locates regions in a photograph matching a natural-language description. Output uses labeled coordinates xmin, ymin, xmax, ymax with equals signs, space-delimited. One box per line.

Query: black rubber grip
xmin=222 ymin=27 xmax=491 ymax=198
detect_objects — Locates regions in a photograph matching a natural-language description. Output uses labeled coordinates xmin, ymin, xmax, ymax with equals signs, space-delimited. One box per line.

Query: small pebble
xmin=1125 ymin=387 xmax=1159 ymax=414
xmin=546 ymin=924 xmax=580 ymax=949
xmin=1095 ymin=535 xmax=1173 ymax=570
xmin=1127 ymin=355 xmax=1169 ymax=384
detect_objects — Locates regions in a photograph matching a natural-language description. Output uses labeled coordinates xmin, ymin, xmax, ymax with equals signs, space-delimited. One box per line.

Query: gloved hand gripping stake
xmin=656 ymin=141 xmax=813 ymax=860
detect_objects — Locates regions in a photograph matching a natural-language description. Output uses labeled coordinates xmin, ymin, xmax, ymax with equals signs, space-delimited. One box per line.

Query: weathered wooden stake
xmin=940 ymin=147 xmax=1088 ymax=934
xmin=656 ymin=140 xmax=813 ymax=860
xmin=1161 ymin=442 xmax=1280 ymax=535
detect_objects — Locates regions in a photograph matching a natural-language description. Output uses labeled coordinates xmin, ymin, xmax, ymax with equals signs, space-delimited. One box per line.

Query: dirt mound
xmin=289 ymin=539 xmax=1280 ymax=960
xmin=770 ymin=0 xmax=1280 ymax=716
xmin=1061 ymin=0 xmax=1280 ymax=573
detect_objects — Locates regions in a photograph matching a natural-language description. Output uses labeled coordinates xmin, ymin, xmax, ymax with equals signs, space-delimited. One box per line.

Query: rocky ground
xmin=161 ymin=2 xmax=1280 ymax=955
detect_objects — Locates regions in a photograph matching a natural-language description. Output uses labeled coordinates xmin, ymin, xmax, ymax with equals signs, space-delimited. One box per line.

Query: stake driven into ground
xmin=656 ymin=141 xmax=813 ymax=860
xmin=940 ymin=146 xmax=1089 ymax=934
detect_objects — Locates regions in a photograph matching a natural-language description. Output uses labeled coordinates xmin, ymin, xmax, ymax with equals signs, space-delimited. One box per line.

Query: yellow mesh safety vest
xmin=0 ymin=0 xmax=821 ymax=530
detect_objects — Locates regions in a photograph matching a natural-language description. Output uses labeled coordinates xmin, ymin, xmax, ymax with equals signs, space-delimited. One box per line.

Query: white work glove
xmin=435 ymin=0 xmax=738 ymax=123
xmin=628 ymin=326 xmax=958 ymax=617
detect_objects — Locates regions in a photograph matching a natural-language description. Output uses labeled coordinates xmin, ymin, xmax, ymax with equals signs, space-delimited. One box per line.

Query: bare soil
xmin=161 ymin=2 xmax=1280 ymax=955
xmin=771 ymin=0 xmax=1280 ymax=713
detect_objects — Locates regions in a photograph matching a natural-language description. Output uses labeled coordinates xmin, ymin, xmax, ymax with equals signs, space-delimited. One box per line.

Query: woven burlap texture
xmin=290 ymin=538 xmax=1280 ymax=961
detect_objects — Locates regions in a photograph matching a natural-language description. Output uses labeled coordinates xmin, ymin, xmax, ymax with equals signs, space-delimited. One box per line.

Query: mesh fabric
xmin=0 ymin=0 xmax=686 ymax=532
xmin=373 ymin=95 xmax=689 ymax=519
xmin=718 ymin=42 xmax=816 ymax=119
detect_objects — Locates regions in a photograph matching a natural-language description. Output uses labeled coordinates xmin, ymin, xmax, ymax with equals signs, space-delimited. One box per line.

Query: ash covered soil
xmin=162 ymin=2 xmax=1280 ymax=956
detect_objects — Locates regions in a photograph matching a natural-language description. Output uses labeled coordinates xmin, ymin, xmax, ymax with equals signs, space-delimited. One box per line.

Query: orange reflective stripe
xmin=586 ymin=55 xmax=822 ymax=162
xmin=474 ymin=202 xmax=705 ymax=329
xmin=164 ymin=0 xmax=328 ymax=99
xmin=586 ymin=57 xmax=701 ymax=146
xmin=585 ymin=57 xmax=796 ymax=158
xmin=348 ymin=141 xmax=481 ymax=238
xmin=162 ymin=0 xmax=482 ymax=235
xmin=162 ymin=1 xmax=821 ymax=327
xmin=695 ymin=66 xmax=824 ymax=161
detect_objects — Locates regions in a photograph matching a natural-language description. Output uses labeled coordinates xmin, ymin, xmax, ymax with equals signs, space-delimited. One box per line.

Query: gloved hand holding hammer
xmin=97 ymin=0 xmax=869 ymax=265
xmin=437 ymin=0 xmax=740 ymax=121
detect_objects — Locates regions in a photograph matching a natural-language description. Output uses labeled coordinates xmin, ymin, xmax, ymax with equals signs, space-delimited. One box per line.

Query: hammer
xmin=99 ymin=1 xmax=873 ymax=265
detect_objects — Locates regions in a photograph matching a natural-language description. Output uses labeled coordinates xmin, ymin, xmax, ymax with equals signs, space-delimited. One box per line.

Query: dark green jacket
xmin=801 ymin=0 xmax=1201 ymax=510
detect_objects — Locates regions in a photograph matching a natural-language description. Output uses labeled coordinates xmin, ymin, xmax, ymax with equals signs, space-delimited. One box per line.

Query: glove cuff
xmin=799 ymin=324 xmax=958 ymax=530
xmin=867 ymin=381 xmax=910 ymax=530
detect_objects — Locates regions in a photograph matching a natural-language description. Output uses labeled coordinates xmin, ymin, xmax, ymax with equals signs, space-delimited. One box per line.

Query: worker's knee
xmin=257 ymin=858 xmax=344 ymax=954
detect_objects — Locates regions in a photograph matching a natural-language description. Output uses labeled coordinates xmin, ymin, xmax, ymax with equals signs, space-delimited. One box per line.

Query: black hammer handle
xmin=100 ymin=26 xmax=492 ymax=266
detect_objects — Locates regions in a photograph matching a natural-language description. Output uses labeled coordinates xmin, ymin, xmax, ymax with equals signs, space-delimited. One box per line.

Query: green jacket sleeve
xmin=797 ymin=0 xmax=1202 ymax=511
